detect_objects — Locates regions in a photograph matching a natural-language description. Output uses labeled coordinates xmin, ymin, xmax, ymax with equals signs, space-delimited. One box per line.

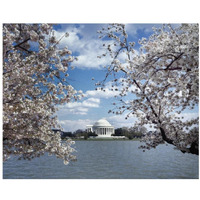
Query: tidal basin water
xmin=3 ymin=141 xmax=199 ymax=179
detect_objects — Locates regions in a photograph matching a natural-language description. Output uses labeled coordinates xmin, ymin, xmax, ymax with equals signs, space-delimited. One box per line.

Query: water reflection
xmin=3 ymin=141 xmax=199 ymax=179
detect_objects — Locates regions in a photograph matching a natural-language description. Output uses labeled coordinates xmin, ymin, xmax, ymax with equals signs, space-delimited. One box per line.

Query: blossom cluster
xmin=98 ymin=24 xmax=199 ymax=154
xmin=3 ymin=24 xmax=81 ymax=164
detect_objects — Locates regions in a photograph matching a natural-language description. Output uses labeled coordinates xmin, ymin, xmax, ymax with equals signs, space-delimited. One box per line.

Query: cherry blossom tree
xmin=98 ymin=24 xmax=199 ymax=155
xmin=3 ymin=24 xmax=82 ymax=164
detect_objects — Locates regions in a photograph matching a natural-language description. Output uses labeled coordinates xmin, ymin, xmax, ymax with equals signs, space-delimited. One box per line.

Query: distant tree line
xmin=61 ymin=130 xmax=97 ymax=140
xmin=112 ymin=126 xmax=147 ymax=139
xmin=54 ymin=125 xmax=147 ymax=140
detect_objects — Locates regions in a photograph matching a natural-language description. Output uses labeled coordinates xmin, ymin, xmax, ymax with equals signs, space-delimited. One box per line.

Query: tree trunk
xmin=159 ymin=127 xmax=199 ymax=155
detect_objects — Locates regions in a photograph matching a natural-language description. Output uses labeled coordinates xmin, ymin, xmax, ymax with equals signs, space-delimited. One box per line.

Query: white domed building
xmin=86 ymin=119 xmax=114 ymax=137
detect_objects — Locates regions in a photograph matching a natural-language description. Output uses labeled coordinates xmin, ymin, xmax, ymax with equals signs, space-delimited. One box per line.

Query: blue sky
xmin=52 ymin=24 xmax=198 ymax=132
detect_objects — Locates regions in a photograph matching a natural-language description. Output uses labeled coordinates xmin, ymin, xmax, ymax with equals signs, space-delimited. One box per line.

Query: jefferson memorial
xmin=86 ymin=119 xmax=115 ymax=137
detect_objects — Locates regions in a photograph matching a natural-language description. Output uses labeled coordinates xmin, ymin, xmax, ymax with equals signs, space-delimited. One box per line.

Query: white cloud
xmin=53 ymin=29 xmax=79 ymax=48
xmin=72 ymin=38 xmax=113 ymax=69
xmin=59 ymin=119 xmax=95 ymax=132
xmin=60 ymin=98 xmax=100 ymax=109
xmin=85 ymin=88 xmax=120 ymax=99
xmin=125 ymin=24 xmax=162 ymax=37
xmin=74 ymin=51 xmax=112 ymax=69
xmin=175 ymin=112 xmax=199 ymax=122
xmin=57 ymin=98 xmax=100 ymax=116
xmin=84 ymin=78 xmax=137 ymax=99
xmin=107 ymin=114 xmax=138 ymax=129
xmin=53 ymin=25 xmax=112 ymax=69
xmin=82 ymin=98 xmax=100 ymax=107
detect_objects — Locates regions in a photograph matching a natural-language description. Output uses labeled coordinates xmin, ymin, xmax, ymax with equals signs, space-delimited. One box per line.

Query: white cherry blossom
xmin=98 ymin=23 xmax=199 ymax=155
xmin=3 ymin=24 xmax=79 ymax=164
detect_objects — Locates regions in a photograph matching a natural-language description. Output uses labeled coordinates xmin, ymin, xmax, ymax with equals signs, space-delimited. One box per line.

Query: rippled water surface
xmin=3 ymin=141 xmax=199 ymax=179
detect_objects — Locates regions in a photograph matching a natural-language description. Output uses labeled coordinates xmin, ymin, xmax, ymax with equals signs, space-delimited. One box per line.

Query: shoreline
xmin=64 ymin=138 xmax=141 ymax=141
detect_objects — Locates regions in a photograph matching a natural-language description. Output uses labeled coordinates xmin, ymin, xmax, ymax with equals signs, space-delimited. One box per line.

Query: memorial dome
xmin=94 ymin=119 xmax=112 ymax=127
xmin=86 ymin=119 xmax=114 ymax=137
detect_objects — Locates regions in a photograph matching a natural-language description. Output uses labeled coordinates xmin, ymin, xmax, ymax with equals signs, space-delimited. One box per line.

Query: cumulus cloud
xmin=74 ymin=49 xmax=112 ymax=69
xmin=125 ymin=24 xmax=162 ymax=37
xmin=57 ymin=98 xmax=100 ymax=116
xmin=107 ymin=114 xmax=138 ymax=129
xmin=53 ymin=24 xmax=112 ymax=69
xmin=64 ymin=98 xmax=100 ymax=109
xmin=84 ymin=78 xmax=137 ymax=99
xmin=59 ymin=119 xmax=95 ymax=132
xmin=175 ymin=112 xmax=199 ymax=122
xmin=85 ymin=88 xmax=120 ymax=99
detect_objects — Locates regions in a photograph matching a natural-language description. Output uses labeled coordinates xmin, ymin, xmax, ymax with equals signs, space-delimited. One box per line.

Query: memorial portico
xmin=86 ymin=119 xmax=114 ymax=137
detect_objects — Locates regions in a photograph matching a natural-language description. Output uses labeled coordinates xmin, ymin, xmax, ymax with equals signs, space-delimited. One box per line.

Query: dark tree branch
xmin=6 ymin=38 xmax=31 ymax=55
